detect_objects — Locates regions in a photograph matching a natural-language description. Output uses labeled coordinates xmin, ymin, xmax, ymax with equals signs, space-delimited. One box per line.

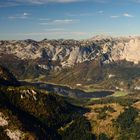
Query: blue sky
xmin=0 ymin=0 xmax=140 ymax=40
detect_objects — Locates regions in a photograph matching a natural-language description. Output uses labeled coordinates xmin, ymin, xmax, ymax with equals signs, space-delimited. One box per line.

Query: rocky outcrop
xmin=0 ymin=66 xmax=20 ymax=86
xmin=110 ymin=37 xmax=140 ymax=64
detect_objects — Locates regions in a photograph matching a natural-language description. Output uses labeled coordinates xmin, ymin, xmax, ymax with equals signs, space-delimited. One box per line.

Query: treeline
xmin=90 ymin=97 xmax=138 ymax=106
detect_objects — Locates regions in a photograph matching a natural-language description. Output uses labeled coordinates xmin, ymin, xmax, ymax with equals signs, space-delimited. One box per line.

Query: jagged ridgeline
xmin=1 ymin=36 xmax=140 ymax=88
xmin=0 ymin=66 xmax=95 ymax=140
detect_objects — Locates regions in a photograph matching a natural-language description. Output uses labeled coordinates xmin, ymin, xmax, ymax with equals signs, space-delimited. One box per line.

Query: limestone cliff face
xmin=111 ymin=38 xmax=140 ymax=64
xmin=0 ymin=36 xmax=140 ymax=72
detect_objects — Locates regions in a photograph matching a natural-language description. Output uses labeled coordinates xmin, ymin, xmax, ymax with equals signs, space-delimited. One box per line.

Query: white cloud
xmin=110 ymin=13 xmax=134 ymax=19
xmin=67 ymin=13 xmax=94 ymax=17
xmin=23 ymin=12 xmax=29 ymax=16
xmin=67 ymin=11 xmax=103 ymax=17
xmin=123 ymin=13 xmax=134 ymax=17
xmin=39 ymin=18 xmax=50 ymax=21
xmin=110 ymin=15 xmax=120 ymax=18
xmin=0 ymin=0 xmax=85 ymax=7
xmin=0 ymin=0 xmax=112 ymax=7
xmin=54 ymin=19 xmax=75 ymax=23
xmin=8 ymin=12 xmax=30 ymax=19
xmin=39 ymin=19 xmax=79 ymax=25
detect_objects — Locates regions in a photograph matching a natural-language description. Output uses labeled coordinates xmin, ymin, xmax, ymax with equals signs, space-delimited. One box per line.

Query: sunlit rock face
xmin=111 ymin=38 xmax=140 ymax=64
xmin=1 ymin=36 xmax=140 ymax=74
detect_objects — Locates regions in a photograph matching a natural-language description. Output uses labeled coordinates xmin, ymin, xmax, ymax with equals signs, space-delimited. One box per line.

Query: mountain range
xmin=1 ymin=36 xmax=140 ymax=140
xmin=1 ymin=36 xmax=140 ymax=89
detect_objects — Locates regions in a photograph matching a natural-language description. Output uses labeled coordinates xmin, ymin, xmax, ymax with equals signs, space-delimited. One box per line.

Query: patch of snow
xmin=108 ymin=74 xmax=115 ymax=78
